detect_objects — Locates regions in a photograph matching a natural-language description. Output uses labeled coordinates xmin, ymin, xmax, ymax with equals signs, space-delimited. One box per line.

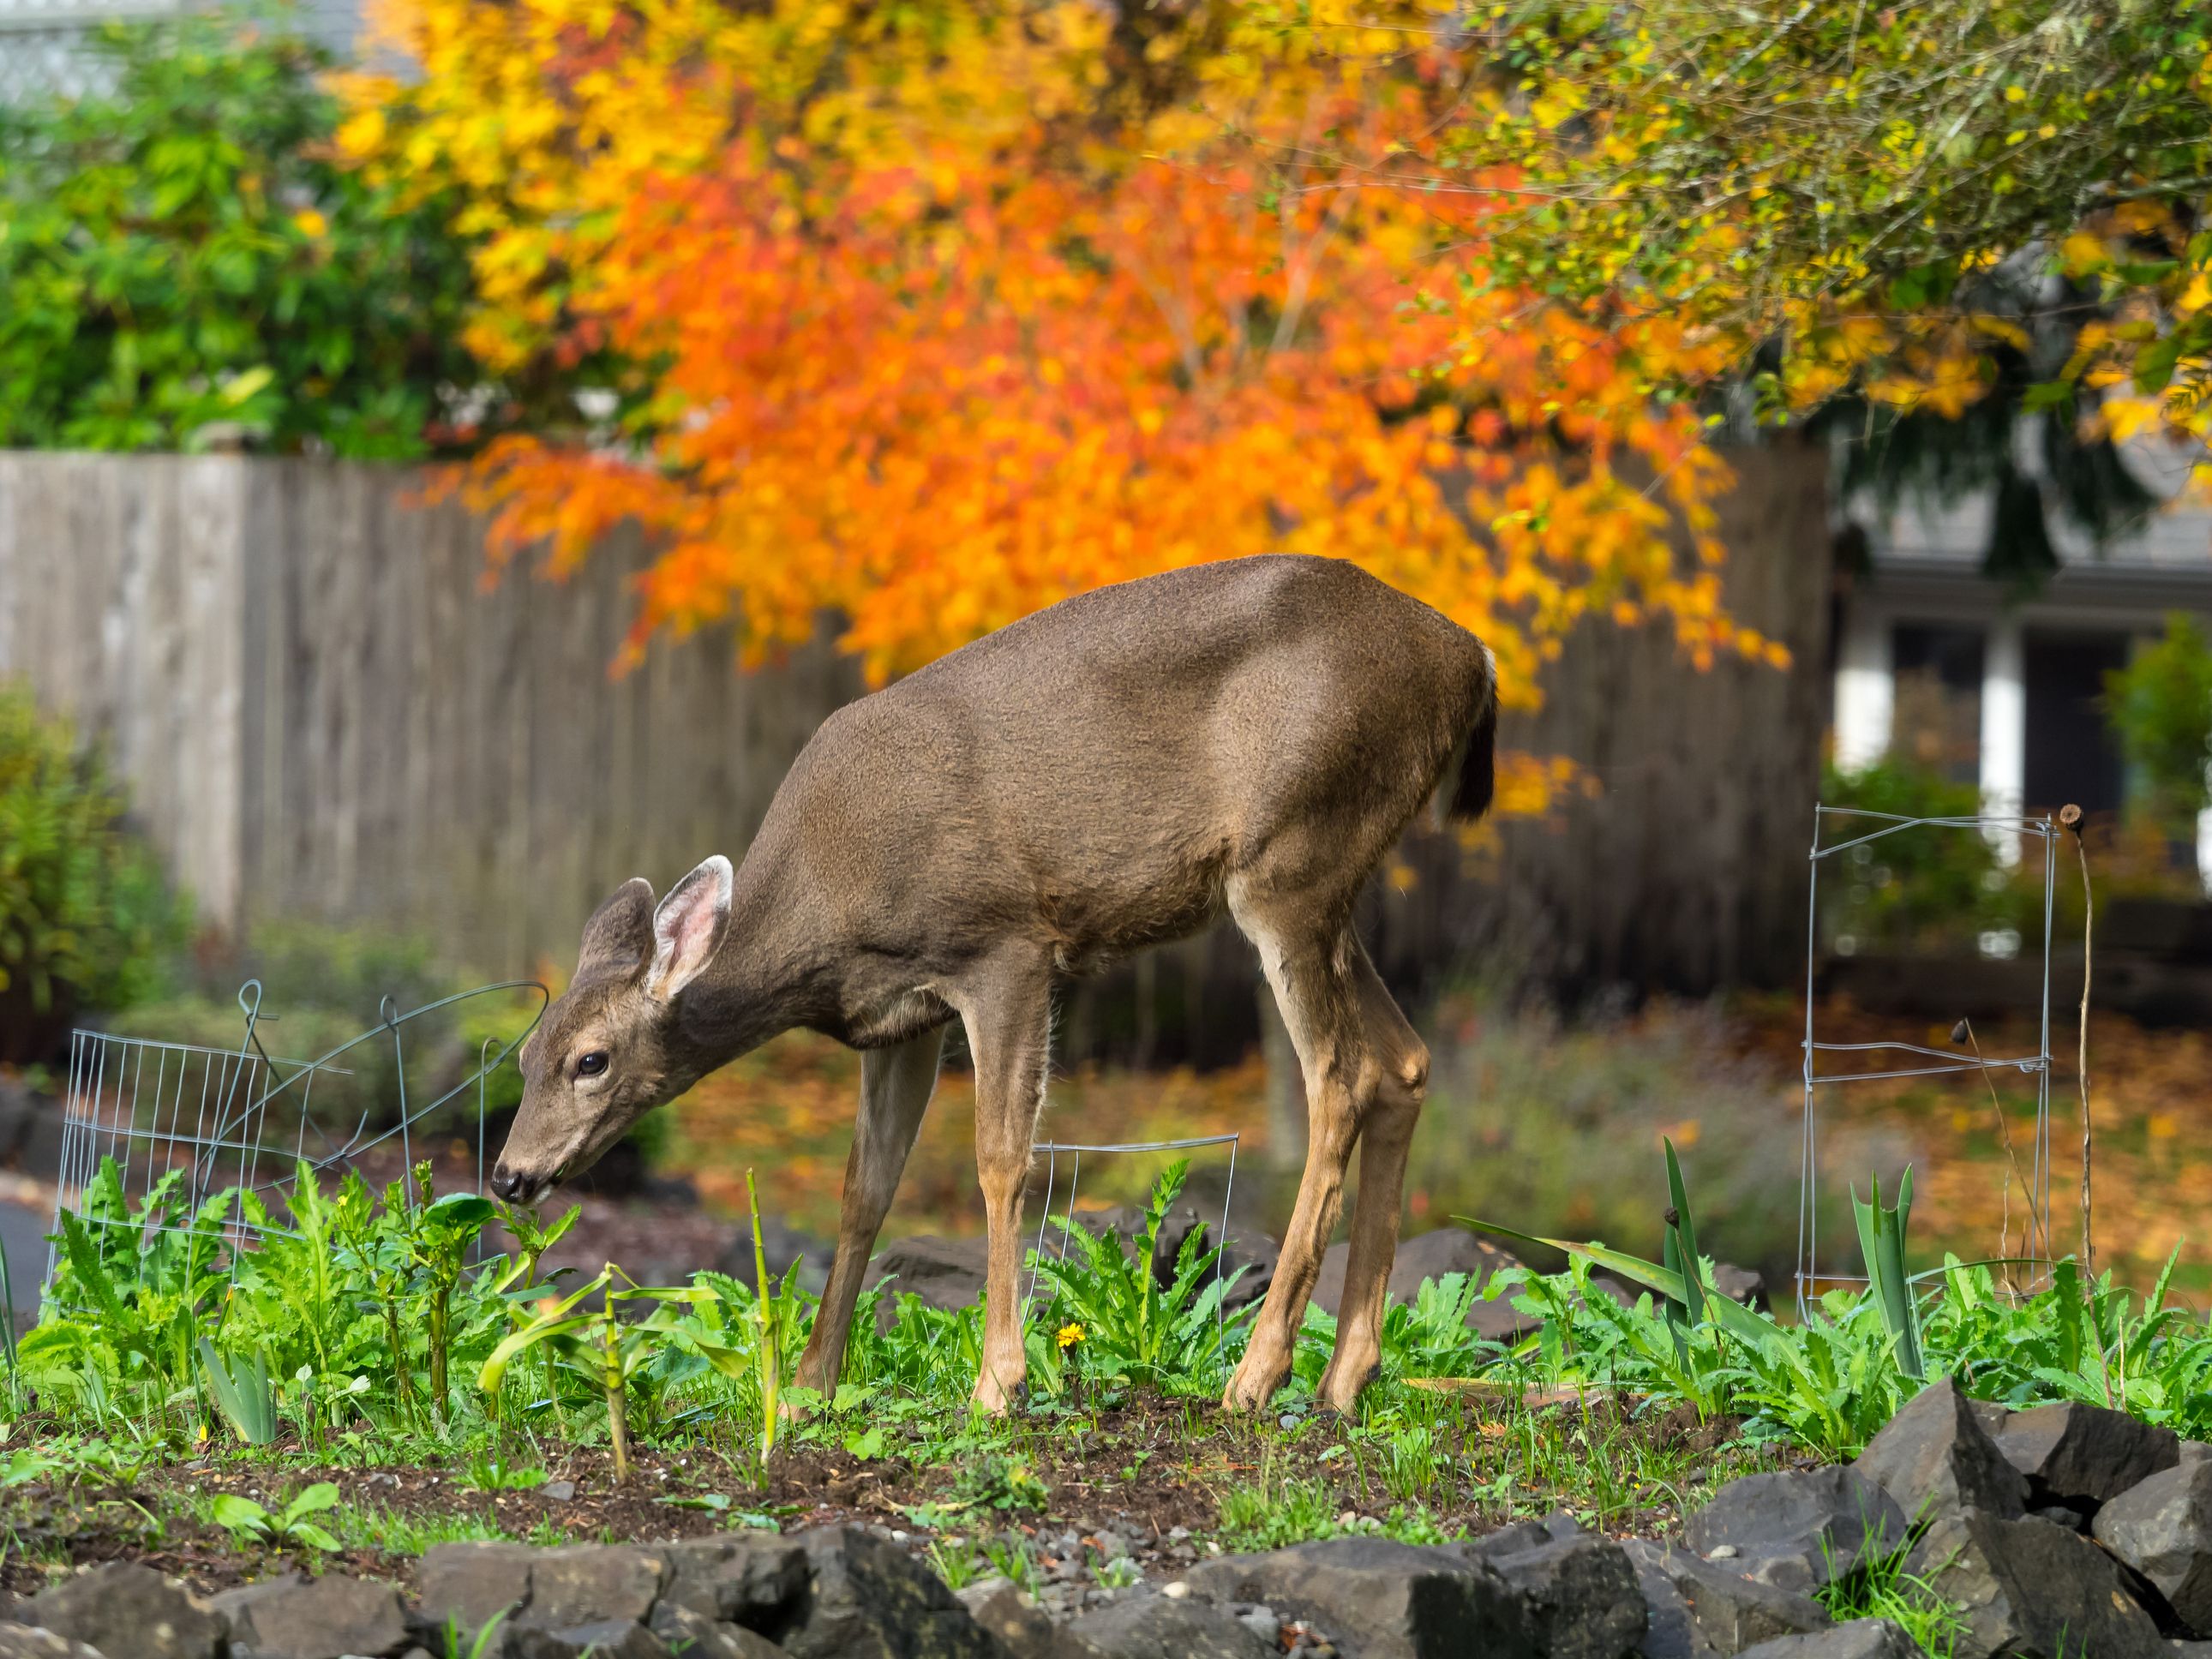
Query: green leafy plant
xmin=405 ymin=1166 xmax=498 ymax=1422
xmin=0 ymin=16 xmax=485 ymax=458
xmin=1855 ymin=1169 xmax=1923 ymax=1381
xmin=0 ymin=683 xmax=185 ymax=1060
xmin=210 ymin=1482 xmax=343 ymax=1554
xmin=1034 ymin=1160 xmax=1251 ymax=1394
xmin=199 ymin=1340 xmax=279 ymax=1446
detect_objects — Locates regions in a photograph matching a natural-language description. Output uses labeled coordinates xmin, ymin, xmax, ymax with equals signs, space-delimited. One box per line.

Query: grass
xmin=1819 ymin=1542 xmax=1971 ymax=1659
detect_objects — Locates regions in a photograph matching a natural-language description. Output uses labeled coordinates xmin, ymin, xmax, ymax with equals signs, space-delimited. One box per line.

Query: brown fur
xmin=494 ymin=554 xmax=1498 ymax=1414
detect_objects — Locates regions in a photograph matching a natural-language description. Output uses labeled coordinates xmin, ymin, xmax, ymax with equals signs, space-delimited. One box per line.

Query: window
xmin=1890 ymin=623 xmax=1985 ymax=787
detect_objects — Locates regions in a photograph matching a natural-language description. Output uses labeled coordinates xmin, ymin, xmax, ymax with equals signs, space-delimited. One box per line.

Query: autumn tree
xmin=340 ymin=0 xmax=1779 ymax=812
xmin=1413 ymin=0 xmax=2212 ymax=536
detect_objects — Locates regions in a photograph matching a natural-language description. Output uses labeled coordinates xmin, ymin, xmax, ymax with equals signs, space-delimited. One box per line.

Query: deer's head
xmin=490 ymin=855 xmax=732 ymax=1205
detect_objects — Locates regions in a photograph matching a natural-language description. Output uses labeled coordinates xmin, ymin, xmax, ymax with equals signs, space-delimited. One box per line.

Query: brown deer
xmin=490 ymin=554 xmax=1497 ymax=1415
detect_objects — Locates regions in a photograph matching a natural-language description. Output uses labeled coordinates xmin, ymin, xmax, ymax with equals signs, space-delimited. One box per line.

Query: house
xmin=1830 ymin=433 xmax=2212 ymax=877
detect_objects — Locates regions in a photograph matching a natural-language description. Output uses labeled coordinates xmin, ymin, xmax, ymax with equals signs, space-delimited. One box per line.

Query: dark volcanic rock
xmin=1852 ymin=1379 xmax=2027 ymax=1523
xmin=1312 ymin=1231 xmax=1533 ymax=1341
xmin=0 ymin=1629 xmax=105 ymax=1659
xmin=1908 ymin=1508 xmax=2167 ymax=1659
xmin=1625 ymin=1540 xmax=1720 ymax=1659
xmin=1683 ymin=1468 xmax=1909 ymax=1593
xmin=657 ymin=1536 xmax=810 ymax=1632
xmin=954 ymin=1581 xmax=1072 ymax=1659
xmin=1187 ymin=1535 xmax=1527 ymax=1659
xmin=1480 ymin=1533 xmax=1645 ymax=1659
xmin=2093 ymin=1458 xmax=2212 ymax=1634
xmin=865 ymin=1237 xmax=989 ymax=1328
xmin=1991 ymin=1400 xmax=2181 ymax=1509
xmin=1065 ymin=1593 xmax=1274 ymax=1658
xmin=781 ymin=1526 xmax=999 ymax=1658
xmin=418 ymin=1542 xmax=537 ymax=1636
xmin=509 ymin=1620 xmax=673 ymax=1659
xmin=210 ymin=1572 xmax=411 ymax=1658
xmin=1735 ymin=1620 xmax=1921 ymax=1659
xmin=1622 ymin=1541 xmax=1831 ymax=1656
xmin=649 ymin=1602 xmax=790 ymax=1658
xmin=526 ymin=1545 xmax=668 ymax=1627
xmin=27 ymin=1563 xmax=225 ymax=1659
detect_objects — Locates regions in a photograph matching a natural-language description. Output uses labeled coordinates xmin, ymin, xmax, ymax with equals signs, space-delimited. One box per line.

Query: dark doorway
xmin=2023 ymin=631 xmax=2129 ymax=815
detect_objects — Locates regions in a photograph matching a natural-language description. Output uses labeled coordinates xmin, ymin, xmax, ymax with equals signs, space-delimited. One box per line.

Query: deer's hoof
xmin=1316 ymin=1357 xmax=1381 ymax=1418
xmin=968 ymin=1369 xmax=1026 ymax=1416
xmin=1221 ymin=1351 xmax=1290 ymax=1414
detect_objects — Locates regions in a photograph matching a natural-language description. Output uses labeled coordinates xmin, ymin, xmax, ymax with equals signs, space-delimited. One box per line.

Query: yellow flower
xmin=292 ymin=208 xmax=329 ymax=240
xmin=1056 ymin=1322 xmax=1084 ymax=1350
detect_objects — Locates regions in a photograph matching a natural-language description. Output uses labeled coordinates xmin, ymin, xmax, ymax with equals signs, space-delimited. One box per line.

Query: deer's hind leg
xmin=791 ymin=1026 xmax=944 ymax=1398
xmin=1222 ymin=893 xmax=1378 ymax=1414
xmin=1316 ymin=941 xmax=1429 ymax=1413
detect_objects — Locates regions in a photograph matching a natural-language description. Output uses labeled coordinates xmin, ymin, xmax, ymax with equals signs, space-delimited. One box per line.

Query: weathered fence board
xmin=0 ymin=446 xmax=1828 ymax=1011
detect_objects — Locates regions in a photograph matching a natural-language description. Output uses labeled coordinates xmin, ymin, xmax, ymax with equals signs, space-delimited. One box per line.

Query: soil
xmin=0 ymin=1395 xmax=1771 ymax=1599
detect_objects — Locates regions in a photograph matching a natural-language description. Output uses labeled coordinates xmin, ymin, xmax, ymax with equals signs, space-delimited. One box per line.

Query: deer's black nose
xmin=489 ymin=1165 xmax=528 ymax=1202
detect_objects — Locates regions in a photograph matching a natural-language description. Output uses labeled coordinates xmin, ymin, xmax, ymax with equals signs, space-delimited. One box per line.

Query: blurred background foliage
xmin=0 ymin=682 xmax=186 ymax=1065
xmin=0 ymin=14 xmax=483 ymax=456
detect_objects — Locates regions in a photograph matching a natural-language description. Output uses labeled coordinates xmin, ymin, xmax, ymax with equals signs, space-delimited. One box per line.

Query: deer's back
xmin=762 ymin=556 xmax=1489 ymax=971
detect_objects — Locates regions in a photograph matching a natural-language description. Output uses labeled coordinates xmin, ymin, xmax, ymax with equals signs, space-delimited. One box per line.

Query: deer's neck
xmin=678 ymin=852 xmax=836 ymax=1064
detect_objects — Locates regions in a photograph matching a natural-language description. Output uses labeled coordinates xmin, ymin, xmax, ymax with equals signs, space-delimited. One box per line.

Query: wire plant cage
xmin=1796 ymin=804 xmax=2060 ymax=1314
xmin=45 ymin=979 xmax=547 ymax=1308
xmin=1024 ymin=1131 xmax=1244 ymax=1384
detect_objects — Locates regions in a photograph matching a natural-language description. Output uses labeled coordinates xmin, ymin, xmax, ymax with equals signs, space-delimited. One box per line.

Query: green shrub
xmin=0 ymin=12 xmax=483 ymax=457
xmin=0 ymin=682 xmax=186 ymax=1059
xmin=2102 ymin=614 xmax=2212 ymax=852
xmin=1819 ymin=757 xmax=2007 ymax=951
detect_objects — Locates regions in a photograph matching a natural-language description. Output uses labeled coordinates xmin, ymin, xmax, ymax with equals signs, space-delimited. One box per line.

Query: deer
xmin=490 ymin=554 xmax=1497 ymax=1416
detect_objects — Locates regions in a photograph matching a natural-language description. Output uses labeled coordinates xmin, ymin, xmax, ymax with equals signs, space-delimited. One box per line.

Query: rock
xmin=1710 ymin=1264 xmax=1766 ymax=1307
xmin=0 ymin=1629 xmax=106 ymax=1659
xmin=1467 ymin=1521 xmax=1554 ymax=1562
xmin=1992 ymin=1401 xmax=2181 ymax=1510
xmin=657 ymin=1536 xmax=810 ymax=1632
xmin=1852 ymin=1379 xmax=2026 ymax=1523
xmin=27 ymin=1562 xmax=226 ymax=1659
xmin=209 ymin=1572 xmax=411 ymax=1658
xmin=2181 ymin=1440 xmax=2212 ymax=1469
xmin=2094 ymin=1458 xmax=2212 ymax=1634
xmin=1622 ymin=1541 xmax=1831 ymax=1656
xmin=1311 ymin=1231 xmax=1533 ymax=1341
xmin=1684 ymin=1469 xmax=1909 ymax=1593
xmin=955 ymin=1581 xmax=1079 ymax=1659
xmin=1909 ymin=1508 xmax=2167 ymax=1659
xmin=2028 ymin=1504 xmax=2087 ymax=1532
xmin=1624 ymin=1542 xmax=1719 ymax=1659
xmin=715 ymin=1218 xmax=832 ymax=1297
xmin=1735 ymin=1620 xmax=1921 ymax=1659
xmin=649 ymin=1603 xmax=791 ymax=1657
xmin=509 ymin=1620 xmax=672 ymax=1659
xmin=527 ymin=1545 xmax=668 ymax=1627
xmin=1064 ymin=1594 xmax=1274 ymax=1659
xmin=419 ymin=1542 xmax=538 ymax=1637
xmin=780 ymin=1526 xmax=999 ymax=1658
xmin=866 ymin=1237 xmax=989 ymax=1328
xmin=1481 ymin=1533 xmax=1644 ymax=1659
xmin=1186 ymin=1536 xmax=1526 ymax=1659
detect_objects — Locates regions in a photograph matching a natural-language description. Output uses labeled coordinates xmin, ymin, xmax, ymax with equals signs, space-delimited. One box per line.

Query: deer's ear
xmin=649 ymin=855 xmax=733 ymax=1001
xmin=578 ymin=877 xmax=656 ymax=979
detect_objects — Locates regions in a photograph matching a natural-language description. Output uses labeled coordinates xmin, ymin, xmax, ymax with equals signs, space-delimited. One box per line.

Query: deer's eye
xmin=576 ymin=1051 xmax=609 ymax=1079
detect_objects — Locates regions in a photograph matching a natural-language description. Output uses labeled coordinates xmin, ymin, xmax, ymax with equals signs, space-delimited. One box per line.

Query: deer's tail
xmin=1446 ymin=644 xmax=1498 ymax=824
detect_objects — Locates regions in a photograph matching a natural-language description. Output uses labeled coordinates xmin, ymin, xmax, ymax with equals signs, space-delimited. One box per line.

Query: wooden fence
xmin=0 ymin=446 xmax=1831 ymax=1025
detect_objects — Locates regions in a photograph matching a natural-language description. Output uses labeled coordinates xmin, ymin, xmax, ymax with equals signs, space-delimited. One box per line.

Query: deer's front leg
xmin=790 ymin=1027 xmax=944 ymax=1405
xmin=956 ymin=958 xmax=1055 ymax=1415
